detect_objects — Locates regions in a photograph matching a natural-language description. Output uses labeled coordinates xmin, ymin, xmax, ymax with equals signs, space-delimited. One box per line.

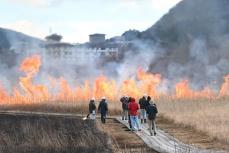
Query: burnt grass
xmin=0 ymin=114 xmax=112 ymax=153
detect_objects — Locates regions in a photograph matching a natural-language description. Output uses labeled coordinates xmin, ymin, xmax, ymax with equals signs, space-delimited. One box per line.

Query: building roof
xmin=89 ymin=33 xmax=106 ymax=36
xmin=45 ymin=34 xmax=62 ymax=42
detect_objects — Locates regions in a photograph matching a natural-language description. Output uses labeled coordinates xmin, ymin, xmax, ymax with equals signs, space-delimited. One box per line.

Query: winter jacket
xmin=146 ymin=103 xmax=158 ymax=120
xmin=89 ymin=100 xmax=96 ymax=113
xmin=139 ymin=97 xmax=150 ymax=109
xmin=98 ymin=99 xmax=108 ymax=115
xmin=120 ymin=97 xmax=129 ymax=110
xmin=128 ymin=98 xmax=139 ymax=116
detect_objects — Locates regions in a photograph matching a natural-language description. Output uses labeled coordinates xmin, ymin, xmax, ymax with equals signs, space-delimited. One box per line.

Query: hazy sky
xmin=0 ymin=0 xmax=182 ymax=43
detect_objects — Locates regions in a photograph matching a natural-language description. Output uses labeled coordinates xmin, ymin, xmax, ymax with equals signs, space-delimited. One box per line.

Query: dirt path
xmin=100 ymin=118 xmax=157 ymax=153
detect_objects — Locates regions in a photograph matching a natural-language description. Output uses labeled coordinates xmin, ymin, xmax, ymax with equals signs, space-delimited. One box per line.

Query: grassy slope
xmin=0 ymin=114 xmax=112 ymax=153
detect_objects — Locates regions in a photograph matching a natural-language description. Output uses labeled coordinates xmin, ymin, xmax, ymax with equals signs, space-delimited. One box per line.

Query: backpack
xmin=146 ymin=104 xmax=157 ymax=120
xmin=123 ymin=100 xmax=129 ymax=110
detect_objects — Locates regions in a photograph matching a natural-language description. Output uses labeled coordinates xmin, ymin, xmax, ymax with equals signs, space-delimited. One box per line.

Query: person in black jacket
xmin=146 ymin=100 xmax=158 ymax=136
xmin=139 ymin=94 xmax=149 ymax=123
xmin=120 ymin=95 xmax=129 ymax=120
xmin=127 ymin=97 xmax=132 ymax=129
xmin=88 ymin=97 xmax=96 ymax=120
xmin=98 ymin=97 xmax=108 ymax=124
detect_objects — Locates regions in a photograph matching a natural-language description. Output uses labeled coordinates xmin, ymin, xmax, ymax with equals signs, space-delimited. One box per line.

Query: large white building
xmin=42 ymin=34 xmax=119 ymax=61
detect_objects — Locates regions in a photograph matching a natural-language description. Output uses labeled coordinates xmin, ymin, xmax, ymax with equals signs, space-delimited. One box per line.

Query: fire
xmin=18 ymin=55 xmax=49 ymax=102
xmin=20 ymin=55 xmax=41 ymax=74
xmin=0 ymin=55 xmax=228 ymax=104
xmin=219 ymin=75 xmax=229 ymax=97
xmin=174 ymin=80 xmax=216 ymax=99
xmin=137 ymin=67 xmax=161 ymax=98
xmin=175 ymin=80 xmax=193 ymax=99
xmin=0 ymin=84 xmax=9 ymax=103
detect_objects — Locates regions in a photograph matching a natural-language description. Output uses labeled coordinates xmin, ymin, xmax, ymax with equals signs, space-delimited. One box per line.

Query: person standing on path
xmin=120 ymin=95 xmax=129 ymax=120
xmin=88 ymin=97 xmax=96 ymax=120
xmin=146 ymin=99 xmax=158 ymax=136
xmin=128 ymin=97 xmax=141 ymax=131
xmin=98 ymin=97 xmax=108 ymax=124
xmin=139 ymin=94 xmax=150 ymax=123
xmin=128 ymin=97 xmax=132 ymax=129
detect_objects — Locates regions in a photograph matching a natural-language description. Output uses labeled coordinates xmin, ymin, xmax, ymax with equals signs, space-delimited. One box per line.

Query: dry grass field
xmin=0 ymin=97 xmax=229 ymax=151
xmin=157 ymin=98 xmax=229 ymax=145
xmin=0 ymin=111 xmax=157 ymax=153
xmin=0 ymin=113 xmax=112 ymax=153
xmin=0 ymin=101 xmax=122 ymax=115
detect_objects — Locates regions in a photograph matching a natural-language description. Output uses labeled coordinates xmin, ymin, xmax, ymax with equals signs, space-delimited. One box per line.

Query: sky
xmin=0 ymin=0 xmax=182 ymax=43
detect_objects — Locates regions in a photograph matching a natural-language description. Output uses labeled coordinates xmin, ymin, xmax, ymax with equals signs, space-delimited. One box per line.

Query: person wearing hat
xmin=88 ymin=97 xmax=96 ymax=120
xmin=146 ymin=98 xmax=158 ymax=136
xmin=98 ymin=97 xmax=108 ymax=123
xmin=139 ymin=94 xmax=150 ymax=123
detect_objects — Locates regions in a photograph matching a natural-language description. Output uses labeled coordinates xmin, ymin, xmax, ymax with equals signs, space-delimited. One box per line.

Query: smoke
xmin=1 ymin=0 xmax=229 ymax=96
xmin=134 ymin=0 xmax=229 ymax=91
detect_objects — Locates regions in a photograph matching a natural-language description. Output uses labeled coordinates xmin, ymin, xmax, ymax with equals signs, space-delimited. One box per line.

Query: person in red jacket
xmin=128 ymin=97 xmax=141 ymax=131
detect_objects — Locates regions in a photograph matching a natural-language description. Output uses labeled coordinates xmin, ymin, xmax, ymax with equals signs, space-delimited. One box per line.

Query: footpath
xmin=117 ymin=118 xmax=227 ymax=153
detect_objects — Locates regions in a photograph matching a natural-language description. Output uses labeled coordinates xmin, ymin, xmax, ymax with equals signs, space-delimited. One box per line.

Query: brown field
xmin=0 ymin=101 xmax=121 ymax=115
xmin=157 ymin=98 xmax=229 ymax=146
xmin=0 ymin=112 xmax=157 ymax=153
xmin=0 ymin=113 xmax=112 ymax=153
xmin=0 ymin=97 xmax=229 ymax=152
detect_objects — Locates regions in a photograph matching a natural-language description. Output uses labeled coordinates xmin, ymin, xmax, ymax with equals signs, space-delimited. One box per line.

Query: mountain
xmin=122 ymin=29 xmax=141 ymax=41
xmin=122 ymin=0 xmax=229 ymax=88
xmin=141 ymin=0 xmax=229 ymax=48
xmin=0 ymin=27 xmax=43 ymax=67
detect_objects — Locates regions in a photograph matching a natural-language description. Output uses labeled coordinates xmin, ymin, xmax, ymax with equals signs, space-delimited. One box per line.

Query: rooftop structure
xmin=89 ymin=33 xmax=105 ymax=44
xmin=45 ymin=34 xmax=62 ymax=42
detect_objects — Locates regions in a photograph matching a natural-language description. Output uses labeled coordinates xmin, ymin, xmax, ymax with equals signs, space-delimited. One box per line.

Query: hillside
xmin=142 ymin=0 xmax=229 ymax=47
xmin=0 ymin=27 xmax=43 ymax=67
xmin=123 ymin=0 xmax=229 ymax=89
xmin=0 ymin=27 xmax=43 ymax=48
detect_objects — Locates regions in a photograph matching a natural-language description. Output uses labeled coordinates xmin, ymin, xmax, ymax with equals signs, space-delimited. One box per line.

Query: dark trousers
xmin=128 ymin=114 xmax=132 ymax=128
xmin=101 ymin=114 xmax=106 ymax=123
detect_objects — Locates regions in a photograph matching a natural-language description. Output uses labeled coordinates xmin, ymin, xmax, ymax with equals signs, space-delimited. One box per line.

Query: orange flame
xmin=137 ymin=67 xmax=161 ymax=98
xmin=219 ymin=75 xmax=229 ymax=97
xmin=175 ymin=80 xmax=193 ymax=99
xmin=18 ymin=55 xmax=49 ymax=102
xmin=0 ymin=84 xmax=9 ymax=103
xmin=0 ymin=55 xmax=228 ymax=104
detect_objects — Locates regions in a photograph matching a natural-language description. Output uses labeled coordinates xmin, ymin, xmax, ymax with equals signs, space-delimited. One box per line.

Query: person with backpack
xmin=139 ymin=94 xmax=150 ymax=123
xmin=146 ymin=98 xmax=158 ymax=136
xmin=88 ymin=97 xmax=96 ymax=120
xmin=128 ymin=97 xmax=141 ymax=131
xmin=98 ymin=97 xmax=108 ymax=124
xmin=120 ymin=95 xmax=129 ymax=120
